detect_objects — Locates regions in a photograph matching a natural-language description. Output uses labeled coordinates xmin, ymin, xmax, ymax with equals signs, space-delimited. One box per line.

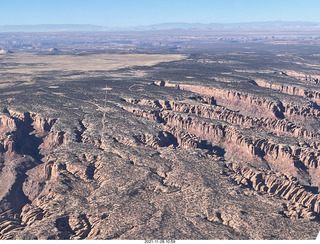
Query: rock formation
xmin=0 ymin=37 xmax=320 ymax=240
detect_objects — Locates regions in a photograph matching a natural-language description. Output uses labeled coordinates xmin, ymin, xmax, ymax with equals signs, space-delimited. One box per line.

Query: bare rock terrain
xmin=0 ymin=31 xmax=320 ymax=239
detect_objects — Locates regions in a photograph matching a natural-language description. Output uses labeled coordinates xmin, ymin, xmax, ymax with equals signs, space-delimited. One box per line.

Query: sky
xmin=1 ymin=0 xmax=320 ymax=26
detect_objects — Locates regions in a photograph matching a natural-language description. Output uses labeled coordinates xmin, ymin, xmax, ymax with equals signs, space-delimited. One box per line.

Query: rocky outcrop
xmin=125 ymin=98 xmax=320 ymax=140
xmin=0 ymin=216 xmax=23 ymax=238
xmin=255 ymin=79 xmax=320 ymax=104
xmin=30 ymin=115 xmax=56 ymax=137
xmin=117 ymin=105 xmax=320 ymax=209
xmin=154 ymin=81 xmax=320 ymax=123
xmin=40 ymin=131 xmax=65 ymax=151
xmin=123 ymin=99 xmax=320 ymax=171
xmin=115 ymin=128 xmax=198 ymax=151
xmin=115 ymin=94 xmax=320 ymax=222
xmin=68 ymin=214 xmax=91 ymax=239
xmin=3 ymin=45 xmax=320 ymax=240
xmin=20 ymin=204 xmax=44 ymax=226
xmin=281 ymin=71 xmax=320 ymax=85
xmin=154 ymin=82 xmax=285 ymax=119
xmin=5 ymin=111 xmax=66 ymax=155
xmin=224 ymin=162 xmax=320 ymax=220
xmin=0 ymin=111 xmax=67 ymax=238
xmin=0 ymin=114 xmax=16 ymax=133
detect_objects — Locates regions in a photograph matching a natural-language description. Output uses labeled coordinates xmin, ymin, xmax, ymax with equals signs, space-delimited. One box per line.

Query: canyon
xmin=0 ymin=30 xmax=320 ymax=240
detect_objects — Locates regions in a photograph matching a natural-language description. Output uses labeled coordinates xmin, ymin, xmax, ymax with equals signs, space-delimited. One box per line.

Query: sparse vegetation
xmin=0 ymin=30 xmax=320 ymax=240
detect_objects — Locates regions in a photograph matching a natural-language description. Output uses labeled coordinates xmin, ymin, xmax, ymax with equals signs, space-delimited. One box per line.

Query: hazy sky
xmin=1 ymin=0 xmax=320 ymax=26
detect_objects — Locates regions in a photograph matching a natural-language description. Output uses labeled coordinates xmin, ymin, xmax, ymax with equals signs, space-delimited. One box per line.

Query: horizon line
xmin=1 ymin=20 xmax=320 ymax=26
xmin=1 ymin=21 xmax=320 ymax=33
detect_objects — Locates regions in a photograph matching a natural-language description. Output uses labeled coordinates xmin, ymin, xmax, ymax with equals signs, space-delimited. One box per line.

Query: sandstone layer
xmin=1 ymin=40 xmax=320 ymax=240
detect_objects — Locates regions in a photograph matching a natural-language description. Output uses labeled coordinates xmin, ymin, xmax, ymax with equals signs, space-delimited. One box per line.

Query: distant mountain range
xmin=143 ymin=21 xmax=320 ymax=30
xmin=1 ymin=21 xmax=320 ymax=32
xmin=0 ymin=24 xmax=108 ymax=32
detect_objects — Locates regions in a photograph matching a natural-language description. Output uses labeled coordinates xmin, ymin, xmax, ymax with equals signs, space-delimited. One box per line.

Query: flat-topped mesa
xmin=224 ymin=162 xmax=320 ymax=219
xmin=124 ymin=98 xmax=320 ymax=140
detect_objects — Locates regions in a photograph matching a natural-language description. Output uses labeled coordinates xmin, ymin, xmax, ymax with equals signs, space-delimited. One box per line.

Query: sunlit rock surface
xmin=0 ymin=31 xmax=320 ymax=239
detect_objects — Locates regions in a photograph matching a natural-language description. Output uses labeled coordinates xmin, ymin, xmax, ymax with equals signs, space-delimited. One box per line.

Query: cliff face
xmin=155 ymin=81 xmax=320 ymax=129
xmin=255 ymin=79 xmax=320 ymax=105
xmin=2 ymin=46 xmax=320 ymax=240
xmin=125 ymin=98 xmax=320 ymax=140
xmin=123 ymin=98 xmax=320 ymax=182
xmin=159 ymin=83 xmax=286 ymax=119
xmin=0 ymin=110 xmax=66 ymax=238
xmin=224 ymin=162 xmax=320 ymax=220
xmin=116 ymin=92 xmax=320 ymax=233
